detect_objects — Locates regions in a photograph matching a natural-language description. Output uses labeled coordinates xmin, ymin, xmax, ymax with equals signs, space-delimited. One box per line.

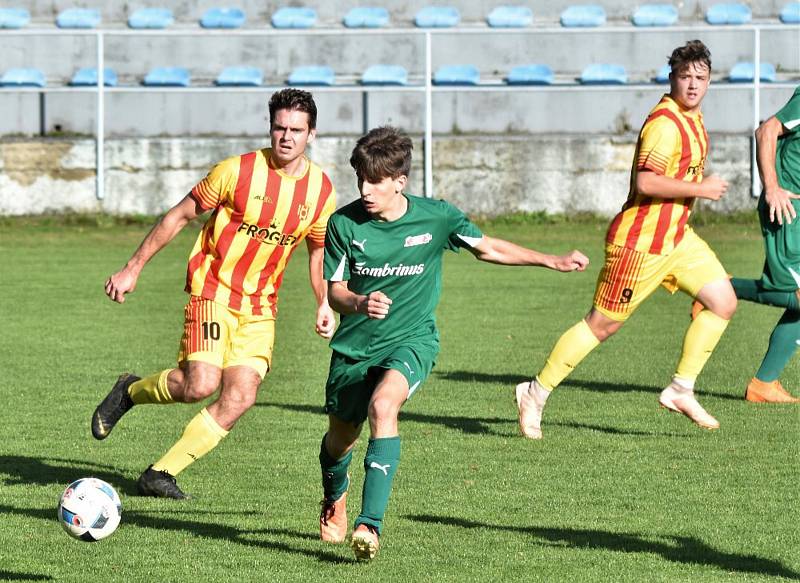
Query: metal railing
xmin=1 ymin=22 xmax=798 ymax=200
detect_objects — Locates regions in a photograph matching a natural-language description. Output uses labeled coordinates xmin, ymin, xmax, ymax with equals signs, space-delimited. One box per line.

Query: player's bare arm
xmin=636 ymin=169 xmax=728 ymax=201
xmin=105 ymin=193 xmax=204 ymax=303
xmin=756 ymin=115 xmax=800 ymax=225
xmin=328 ymin=281 xmax=392 ymax=319
xmin=468 ymin=235 xmax=589 ymax=272
xmin=307 ymin=241 xmax=335 ymax=339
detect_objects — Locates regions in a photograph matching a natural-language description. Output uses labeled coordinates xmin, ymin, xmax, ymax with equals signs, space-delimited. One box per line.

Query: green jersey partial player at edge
xmin=317 ymin=126 xmax=590 ymax=562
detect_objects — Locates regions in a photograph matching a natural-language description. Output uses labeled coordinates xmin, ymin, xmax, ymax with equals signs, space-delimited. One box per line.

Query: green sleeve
xmin=323 ymin=215 xmax=350 ymax=282
xmin=775 ymin=87 xmax=800 ymax=133
xmin=443 ymin=201 xmax=483 ymax=252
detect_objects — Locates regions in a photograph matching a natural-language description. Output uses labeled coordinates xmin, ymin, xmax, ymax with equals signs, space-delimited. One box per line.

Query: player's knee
xmin=220 ymin=385 xmax=258 ymax=414
xmin=368 ymin=397 xmax=400 ymax=425
xmin=713 ymin=294 xmax=737 ymax=320
xmin=182 ymin=379 xmax=218 ymax=403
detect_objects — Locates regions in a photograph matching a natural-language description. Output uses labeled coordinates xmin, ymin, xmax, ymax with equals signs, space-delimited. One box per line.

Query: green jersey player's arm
xmin=466 ymin=235 xmax=590 ymax=273
xmin=756 ymin=98 xmax=800 ymax=225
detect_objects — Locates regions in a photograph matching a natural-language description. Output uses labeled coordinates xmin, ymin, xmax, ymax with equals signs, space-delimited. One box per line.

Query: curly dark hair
xmin=668 ymin=40 xmax=712 ymax=74
xmin=268 ymin=88 xmax=317 ymax=129
xmin=349 ymin=126 xmax=413 ymax=183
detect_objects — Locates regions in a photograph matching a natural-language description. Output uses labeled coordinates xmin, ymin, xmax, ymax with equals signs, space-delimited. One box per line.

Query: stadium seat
xmin=56 ymin=8 xmax=101 ymax=29
xmin=780 ymin=2 xmax=800 ymax=23
xmin=70 ymin=67 xmax=118 ymax=86
xmin=560 ymin=5 xmax=606 ymax=27
xmin=143 ymin=67 xmax=191 ymax=87
xmin=415 ymin=6 xmax=460 ymax=28
xmin=705 ymin=3 xmax=751 ymax=24
xmin=361 ymin=65 xmax=408 ymax=85
xmin=271 ymin=7 xmax=316 ymax=28
xmin=487 ymin=6 xmax=533 ymax=27
xmin=0 ymin=68 xmax=46 ymax=87
xmin=200 ymin=7 xmax=245 ymax=29
xmin=128 ymin=8 xmax=174 ymax=29
xmin=655 ymin=64 xmax=671 ymax=83
xmin=288 ymin=66 xmax=334 ymax=86
xmin=0 ymin=8 xmax=30 ymax=28
xmin=579 ymin=64 xmax=627 ymax=84
xmin=632 ymin=4 xmax=678 ymax=26
xmin=216 ymin=66 xmax=262 ymax=86
xmin=433 ymin=65 xmax=480 ymax=85
xmin=506 ymin=64 xmax=553 ymax=85
xmin=343 ymin=7 xmax=389 ymax=28
xmin=729 ymin=62 xmax=777 ymax=82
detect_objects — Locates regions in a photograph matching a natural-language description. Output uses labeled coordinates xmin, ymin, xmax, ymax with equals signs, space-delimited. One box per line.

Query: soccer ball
xmin=58 ymin=478 xmax=122 ymax=542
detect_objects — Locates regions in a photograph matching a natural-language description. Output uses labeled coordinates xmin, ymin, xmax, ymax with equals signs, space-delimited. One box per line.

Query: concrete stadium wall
xmin=0 ymin=134 xmax=756 ymax=218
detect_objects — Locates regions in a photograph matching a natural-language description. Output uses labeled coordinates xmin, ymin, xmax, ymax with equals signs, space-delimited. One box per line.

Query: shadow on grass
xmin=0 ymin=455 xmax=139 ymax=495
xmin=0 ymin=504 xmax=348 ymax=565
xmin=0 ymin=571 xmax=53 ymax=581
xmin=406 ymin=514 xmax=800 ymax=580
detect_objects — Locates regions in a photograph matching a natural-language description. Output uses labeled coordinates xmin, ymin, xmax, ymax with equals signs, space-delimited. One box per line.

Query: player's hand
xmin=554 ymin=250 xmax=589 ymax=272
xmin=315 ymin=302 xmax=336 ymax=339
xmin=105 ymin=268 xmax=138 ymax=303
xmin=359 ymin=291 xmax=392 ymax=319
xmin=698 ymin=175 xmax=728 ymax=201
xmin=765 ymin=186 xmax=800 ymax=225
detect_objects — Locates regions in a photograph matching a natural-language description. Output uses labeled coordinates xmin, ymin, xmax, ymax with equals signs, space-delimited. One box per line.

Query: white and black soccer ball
xmin=58 ymin=478 xmax=122 ymax=542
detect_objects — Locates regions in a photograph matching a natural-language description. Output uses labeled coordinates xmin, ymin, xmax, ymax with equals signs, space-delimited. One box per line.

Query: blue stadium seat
xmin=705 ymin=3 xmax=751 ymax=24
xmin=415 ymin=6 xmax=460 ymax=28
xmin=70 ymin=68 xmax=118 ymax=86
xmin=0 ymin=8 xmax=30 ymax=28
xmin=216 ymin=66 xmax=262 ymax=86
xmin=271 ymin=7 xmax=316 ymax=28
xmin=729 ymin=62 xmax=777 ymax=82
xmin=361 ymin=65 xmax=408 ymax=85
xmin=200 ymin=7 xmax=245 ymax=29
xmin=128 ymin=8 xmax=174 ymax=29
xmin=487 ymin=6 xmax=533 ymax=28
xmin=655 ymin=64 xmax=671 ymax=83
xmin=780 ymin=2 xmax=800 ymax=23
xmin=506 ymin=64 xmax=553 ymax=85
xmin=560 ymin=5 xmax=606 ymax=27
xmin=56 ymin=8 xmax=101 ymax=29
xmin=343 ymin=7 xmax=389 ymax=28
xmin=632 ymin=4 xmax=678 ymax=26
xmin=288 ymin=66 xmax=334 ymax=86
xmin=433 ymin=65 xmax=480 ymax=85
xmin=143 ymin=67 xmax=191 ymax=87
xmin=580 ymin=64 xmax=627 ymax=84
xmin=0 ymin=68 xmax=46 ymax=87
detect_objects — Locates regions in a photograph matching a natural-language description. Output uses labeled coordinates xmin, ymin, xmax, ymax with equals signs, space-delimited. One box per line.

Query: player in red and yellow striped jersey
xmin=516 ymin=40 xmax=738 ymax=438
xmin=91 ymin=89 xmax=336 ymax=498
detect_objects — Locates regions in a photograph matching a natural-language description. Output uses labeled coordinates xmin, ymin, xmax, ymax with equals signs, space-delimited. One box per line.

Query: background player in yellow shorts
xmin=91 ymin=89 xmax=337 ymax=498
xmin=516 ymin=40 xmax=736 ymax=438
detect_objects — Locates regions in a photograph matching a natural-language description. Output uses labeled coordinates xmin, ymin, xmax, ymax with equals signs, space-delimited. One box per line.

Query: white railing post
xmin=424 ymin=31 xmax=433 ymax=198
xmin=96 ymin=30 xmax=105 ymax=200
xmin=751 ymin=27 xmax=761 ymax=198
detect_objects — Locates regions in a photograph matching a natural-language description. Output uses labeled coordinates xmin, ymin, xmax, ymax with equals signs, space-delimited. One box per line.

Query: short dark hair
xmin=349 ymin=126 xmax=413 ymax=183
xmin=268 ymin=88 xmax=317 ymax=129
xmin=669 ymin=40 xmax=712 ymax=74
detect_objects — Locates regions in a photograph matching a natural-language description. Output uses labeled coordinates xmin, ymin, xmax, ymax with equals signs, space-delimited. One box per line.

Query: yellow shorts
xmin=177 ymin=296 xmax=275 ymax=378
xmin=593 ymin=229 xmax=728 ymax=322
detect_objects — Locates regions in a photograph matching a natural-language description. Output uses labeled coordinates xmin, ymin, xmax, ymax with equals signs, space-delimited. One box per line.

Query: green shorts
xmin=759 ymin=195 xmax=800 ymax=292
xmin=324 ymin=344 xmax=437 ymax=425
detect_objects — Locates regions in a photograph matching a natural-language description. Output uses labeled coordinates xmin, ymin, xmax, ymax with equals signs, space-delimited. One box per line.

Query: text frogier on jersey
xmin=237 ymin=222 xmax=299 ymax=247
xmin=354 ymin=262 xmax=426 ymax=277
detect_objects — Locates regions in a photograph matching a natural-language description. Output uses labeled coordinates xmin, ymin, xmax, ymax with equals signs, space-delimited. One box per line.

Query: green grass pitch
xmin=0 ymin=217 xmax=797 ymax=582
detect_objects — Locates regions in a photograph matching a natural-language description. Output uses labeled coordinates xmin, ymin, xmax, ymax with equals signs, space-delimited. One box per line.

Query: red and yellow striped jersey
xmin=605 ymin=94 xmax=708 ymax=255
xmin=186 ymin=148 xmax=336 ymax=316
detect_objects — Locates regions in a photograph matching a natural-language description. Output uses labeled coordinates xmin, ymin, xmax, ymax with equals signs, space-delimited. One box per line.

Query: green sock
xmin=731 ymin=278 xmax=800 ymax=310
xmin=755 ymin=310 xmax=800 ymax=382
xmin=319 ymin=434 xmax=352 ymax=502
xmin=355 ymin=436 xmax=401 ymax=536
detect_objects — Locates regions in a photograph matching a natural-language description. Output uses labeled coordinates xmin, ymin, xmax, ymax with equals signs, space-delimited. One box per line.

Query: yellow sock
xmin=129 ymin=369 xmax=175 ymax=405
xmin=675 ymin=309 xmax=729 ymax=381
xmin=152 ymin=408 xmax=229 ymax=476
xmin=538 ymin=319 xmax=601 ymax=390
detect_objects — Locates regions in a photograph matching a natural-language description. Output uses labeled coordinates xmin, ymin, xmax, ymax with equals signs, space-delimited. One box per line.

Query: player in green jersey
xmin=730 ymin=86 xmax=800 ymax=403
xmin=317 ymin=126 xmax=590 ymax=561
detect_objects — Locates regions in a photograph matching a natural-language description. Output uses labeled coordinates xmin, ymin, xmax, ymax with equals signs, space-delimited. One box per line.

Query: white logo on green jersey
xmin=352 ymin=238 xmax=366 ymax=251
xmin=404 ymin=233 xmax=432 ymax=247
xmin=354 ymin=262 xmax=425 ymax=277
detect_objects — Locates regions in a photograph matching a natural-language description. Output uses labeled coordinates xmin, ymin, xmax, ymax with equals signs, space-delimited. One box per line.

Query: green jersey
xmin=323 ymin=194 xmax=483 ymax=360
xmin=759 ymin=85 xmax=800 ymax=291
